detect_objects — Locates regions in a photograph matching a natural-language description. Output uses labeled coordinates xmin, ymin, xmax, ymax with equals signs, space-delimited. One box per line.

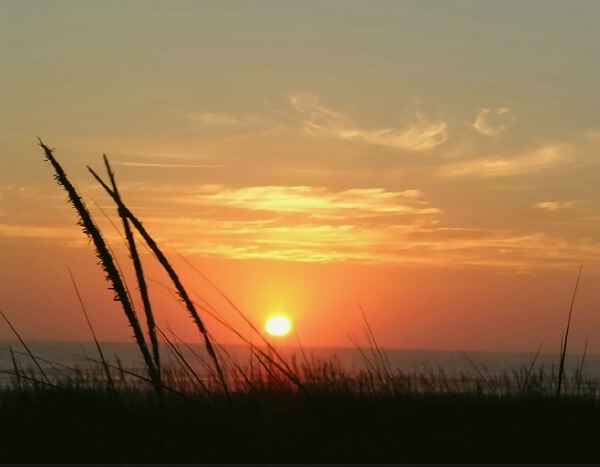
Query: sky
xmin=1 ymin=1 xmax=599 ymax=354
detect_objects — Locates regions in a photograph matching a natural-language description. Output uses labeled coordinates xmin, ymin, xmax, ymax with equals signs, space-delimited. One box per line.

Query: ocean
xmin=1 ymin=340 xmax=598 ymax=394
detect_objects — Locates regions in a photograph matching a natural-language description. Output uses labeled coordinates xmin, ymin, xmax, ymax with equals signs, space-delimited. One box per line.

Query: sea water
xmin=1 ymin=340 xmax=598 ymax=394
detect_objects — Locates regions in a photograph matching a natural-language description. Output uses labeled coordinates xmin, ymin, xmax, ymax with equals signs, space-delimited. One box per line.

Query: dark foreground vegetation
xmin=1 ymin=373 xmax=600 ymax=463
xmin=1 ymin=141 xmax=598 ymax=463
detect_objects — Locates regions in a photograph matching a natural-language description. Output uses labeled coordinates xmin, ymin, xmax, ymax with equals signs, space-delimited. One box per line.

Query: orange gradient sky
xmin=1 ymin=1 xmax=599 ymax=353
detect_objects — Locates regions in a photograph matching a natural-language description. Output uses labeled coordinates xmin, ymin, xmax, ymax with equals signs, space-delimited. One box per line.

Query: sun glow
xmin=265 ymin=315 xmax=292 ymax=337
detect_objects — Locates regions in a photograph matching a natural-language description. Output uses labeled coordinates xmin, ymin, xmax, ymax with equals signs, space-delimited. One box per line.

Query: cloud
xmin=136 ymin=214 xmax=600 ymax=269
xmin=122 ymin=184 xmax=600 ymax=269
xmin=290 ymin=93 xmax=447 ymax=151
xmin=187 ymin=185 xmax=439 ymax=218
xmin=534 ymin=201 xmax=582 ymax=211
xmin=473 ymin=108 xmax=515 ymax=136
xmin=290 ymin=93 xmax=347 ymax=127
xmin=439 ymin=144 xmax=571 ymax=179
xmin=6 ymin=179 xmax=598 ymax=270
xmin=116 ymin=184 xmax=442 ymax=263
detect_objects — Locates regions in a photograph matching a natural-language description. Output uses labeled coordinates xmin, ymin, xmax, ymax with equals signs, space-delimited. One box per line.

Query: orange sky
xmin=1 ymin=1 xmax=599 ymax=354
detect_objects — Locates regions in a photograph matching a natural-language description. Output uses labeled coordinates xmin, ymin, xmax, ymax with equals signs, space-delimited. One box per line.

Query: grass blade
xmin=0 ymin=309 xmax=52 ymax=387
xmin=68 ymin=268 xmax=117 ymax=397
xmin=556 ymin=264 xmax=582 ymax=398
xmin=575 ymin=337 xmax=588 ymax=397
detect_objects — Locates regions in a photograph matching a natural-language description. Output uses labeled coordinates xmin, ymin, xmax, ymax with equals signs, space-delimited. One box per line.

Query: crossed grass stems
xmin=0 ymin=140 xmax=597 ymax=404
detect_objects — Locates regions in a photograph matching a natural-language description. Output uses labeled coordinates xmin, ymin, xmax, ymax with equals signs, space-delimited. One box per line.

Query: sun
xmin=265 ymin=315 xmax=292 ymax=337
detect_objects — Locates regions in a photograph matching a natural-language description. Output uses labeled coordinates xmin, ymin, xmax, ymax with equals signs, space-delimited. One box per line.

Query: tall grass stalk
xmin=75 ymin=353 xmax=209 ymax=409
xmin=100 ymin=155 xmax=162 ymax=394
xmin=87 ymin=161 xmax=230 ymax=401
xmin=4 ymin=347 xmax=100 ymax=389
xmin=576 ymin=337 xmax=589 ymax=397
xmin=68 ymin=268 xmax=117 ymax=397
xmin=155 ymin=326 xmax=213 ymax=400
xmin=360 ymin=305 xmax=394 ymax=391
xmin=0 ymin=309 xmax=52 ymax=387
xmin=461 ymin=351 xmax=495 ymax=394
xmin=520 ymin=342 xmax=543 ymax=394
xmin=557 ymin=264 xmax=582 ymax=398
xmin=294 ymin=329 xmax=314 ymax=384
xmin=348 ymin=333 xmax=380 ymax=393
xmin=9 ymin=345 xmax=22 ymax=392
xmin=37 ymin=140 xmax=160 ymax=400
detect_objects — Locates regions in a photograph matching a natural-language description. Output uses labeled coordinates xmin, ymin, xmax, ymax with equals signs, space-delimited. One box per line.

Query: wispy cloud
xmin=290 ymin=93 xmax=447 ymax=151
xmin=439 ymin=144 xmax=572 ymax=179
xmin=5 ymin=180 xmax=598 ymax=270
xmin=84 ymin=183 xmax=597 ymax=270
xmin=473 ymin=108 xmax=515 ymax=136
xmin=134 ymin=214 xmax=600 ymax=270
xmin=193 ymin=186 xmax=436 ymax=218
xmin=534 ymin=201 xmax=584 ymax=211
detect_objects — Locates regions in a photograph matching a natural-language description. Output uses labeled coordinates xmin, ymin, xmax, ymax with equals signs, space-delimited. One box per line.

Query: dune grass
xmin=0 ymin=142 xmax=598 ymax=463
xmin=1 ymin=346 xmax=599 ymax=463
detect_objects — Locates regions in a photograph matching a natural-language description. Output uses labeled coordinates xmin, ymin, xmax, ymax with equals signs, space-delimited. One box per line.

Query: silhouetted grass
xmin=1 ymin=353 xmax=599 ymax=463
xmin=38 ymin=140 xmax=162 ymax=400
xmin=0 ymin=142 xmax=598 ymax=463
xmin=557 ymin=264 xmax=582 ymax=398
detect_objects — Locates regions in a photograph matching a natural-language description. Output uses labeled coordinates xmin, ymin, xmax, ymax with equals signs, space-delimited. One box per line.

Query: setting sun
xmin=265 ymin=315 xmax=292 ymax=337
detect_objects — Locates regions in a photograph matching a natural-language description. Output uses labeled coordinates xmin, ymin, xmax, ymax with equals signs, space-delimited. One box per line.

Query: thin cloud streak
xmin=191 ymin=186 xmax=437 ymax=217
xmin=439 ymin=144 xmax=572 ymax=179
xmin=290 ymin=93 xmax=448 ymax=151
xmin=534 ymin=201 xmax=586 ymax=211
xmin=140 ymin=215 xmax=600 ymax=270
